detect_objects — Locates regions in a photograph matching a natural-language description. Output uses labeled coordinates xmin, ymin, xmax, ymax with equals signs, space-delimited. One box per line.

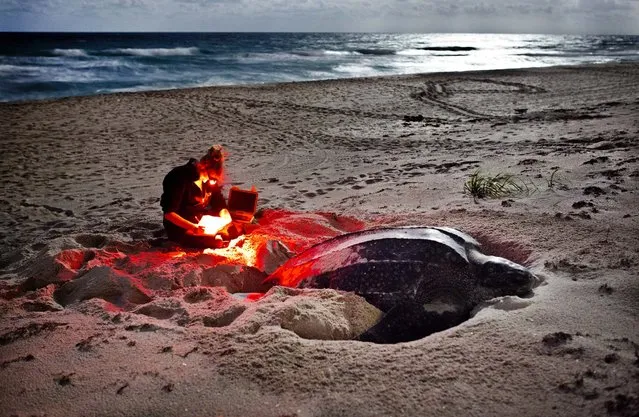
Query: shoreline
xmin=1 ymin=61 xmax=636 ymax=106
xmin=1 ymin=61 xmax=638 ymax=416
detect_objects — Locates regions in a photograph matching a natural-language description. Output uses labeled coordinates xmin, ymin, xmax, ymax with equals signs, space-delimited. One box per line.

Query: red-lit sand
xmin=1 ymin=63 xmax=638 ymax=417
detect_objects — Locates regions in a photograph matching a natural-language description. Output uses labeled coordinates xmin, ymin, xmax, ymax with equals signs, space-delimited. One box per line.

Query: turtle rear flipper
xmin=357 ymin=302 xmax=469 ymax=344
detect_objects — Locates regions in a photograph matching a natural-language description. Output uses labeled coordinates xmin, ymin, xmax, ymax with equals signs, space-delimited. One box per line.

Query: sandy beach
xmin=1 ymin=63 xmax=638 ymax=417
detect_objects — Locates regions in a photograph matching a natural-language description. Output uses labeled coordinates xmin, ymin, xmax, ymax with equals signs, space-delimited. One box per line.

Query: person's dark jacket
xmin=160 ymin=158 xmax=227 ymax=240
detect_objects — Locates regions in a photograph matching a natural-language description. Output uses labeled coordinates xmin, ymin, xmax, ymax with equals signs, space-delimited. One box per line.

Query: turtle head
xmin=477 ymin=256 xmax=537 ymax=296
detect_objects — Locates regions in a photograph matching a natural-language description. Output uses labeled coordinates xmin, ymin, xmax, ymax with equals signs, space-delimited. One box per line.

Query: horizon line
xmin=1 ymin=30 xmax=637 ymax=36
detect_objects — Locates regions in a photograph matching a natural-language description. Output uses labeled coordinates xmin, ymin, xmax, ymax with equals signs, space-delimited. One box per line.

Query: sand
xmin=0 ymin=63 xmax=638 ymax=417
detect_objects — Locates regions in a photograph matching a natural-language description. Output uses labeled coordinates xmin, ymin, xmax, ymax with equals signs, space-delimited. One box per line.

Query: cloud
xmin=0 ymin=0 xmax=637 ymax=33
xmin=0 ymin=0 xmax=60 ymax=13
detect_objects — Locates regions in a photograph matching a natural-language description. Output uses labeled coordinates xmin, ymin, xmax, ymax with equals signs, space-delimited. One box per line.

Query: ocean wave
xmin=2 ymin=33 xmax=638 ymax=103
xmin=107 ymin=47 xmax=200 ymax=57
xmin=98 ymin=84 xmax=170 ymax=94
xmin=291 ymin=50 xmax=325 ymax=57
xmin=0 ymin=64 xmax=44 ymax=75
xmin=292 ymin=50 xmax=357 ymax=57
xmin=290 ymin=50 xmax=361 ymax=58
xmin=236 ymin=52 xmax=312 ymax=63
xmin=516 ymin=52 xmax=585 ymax=58
xmin=396 ymin=49 xmax=430 ymax=56
xmin=47 ymin=70 xmax=100 ymax=83
xmin=323 ymin=50 xmax=358 ymax=56
xmin=333 ymin=63 xmax=381 ymax=77
xmin=306 ymin=70 xmax=337 ymax=79
xmin=0 ymin=64 xmax=28 ymax=73
xmin=354 ymin=48 xmax=396 ymax=56
xmin=52 ymin=48 xmax=89 ymax=57
xmin=396 ymin=49 xmax=470 ymax=57
xmin=69 ymin=58 xmax=147 ymax=71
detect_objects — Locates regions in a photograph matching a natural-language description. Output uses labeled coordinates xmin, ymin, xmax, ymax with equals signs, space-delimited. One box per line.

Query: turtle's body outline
xmin=267 ymin=226 xmax=539 ymax=343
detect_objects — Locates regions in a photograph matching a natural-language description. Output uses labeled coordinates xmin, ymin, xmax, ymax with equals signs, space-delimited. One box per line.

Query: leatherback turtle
xmin=267 ymin=226 xmax=539 ymax=343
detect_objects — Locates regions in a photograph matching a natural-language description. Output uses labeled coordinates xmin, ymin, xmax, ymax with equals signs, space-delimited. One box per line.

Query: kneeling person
xmin=160 ymin=145 xmax=237 ymax=248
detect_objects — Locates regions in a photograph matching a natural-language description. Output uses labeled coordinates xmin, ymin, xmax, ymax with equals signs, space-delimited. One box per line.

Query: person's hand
xmin=219 ymin=208 xmax=232 ymax=221
xmin=188 ymin=224 xmax=206 ymax=235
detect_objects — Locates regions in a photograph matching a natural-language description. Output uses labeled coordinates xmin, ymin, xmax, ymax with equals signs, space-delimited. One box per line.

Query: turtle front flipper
xmin=357 ymin=301 xmax=469 ymax=344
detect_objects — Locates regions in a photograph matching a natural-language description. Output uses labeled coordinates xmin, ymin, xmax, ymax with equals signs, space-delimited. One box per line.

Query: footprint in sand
xmin=74 ymin=234 xmax=108 ymax=248
xmin=364 ymin=177 xmax=384 ymax=185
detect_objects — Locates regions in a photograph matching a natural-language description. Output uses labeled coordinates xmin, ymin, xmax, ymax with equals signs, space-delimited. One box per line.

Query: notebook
xmin=227 ymin=187 xmax=258 ymax=223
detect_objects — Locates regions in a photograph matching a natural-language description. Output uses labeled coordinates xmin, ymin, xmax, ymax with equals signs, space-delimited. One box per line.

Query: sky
xmin=0 ymin=0 xmax=638 ymax=34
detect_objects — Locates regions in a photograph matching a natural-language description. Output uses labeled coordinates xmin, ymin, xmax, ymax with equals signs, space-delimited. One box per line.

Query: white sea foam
xmin=306 ymin=70 xmax=337 ymax=79
xmin=48 ymin=69 xmax=99 ymax=83
xmin=52 ymin=49 xmax=89 ymax=57
xmin=111 ymin=47 xmax=200 ymax=57
xmin=292 ymin=50 xmax=360 ymax=58
xmin=333 ymin=63 xmax=381 ymax=77
xmin=237 ymin=52 xmax=302 ymax=63
xmin=323 ymin=50 xmax=359 ymax=56
xmin=100 ymin=85 xmax=167 ymax=94
xmin=396 ymin=49 xmax=431 ymax=56
xmin=70 ymin=58 xmax=146 ymax=71
xmin=0 ymin=64 xmax=33 ymax=73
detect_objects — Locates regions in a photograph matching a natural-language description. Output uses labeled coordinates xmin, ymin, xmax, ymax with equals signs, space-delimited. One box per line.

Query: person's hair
xmin=201 ymin=144 xmax=225 ymax=177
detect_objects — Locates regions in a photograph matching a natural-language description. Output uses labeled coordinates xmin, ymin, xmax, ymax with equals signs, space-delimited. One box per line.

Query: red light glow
xmin=34 ymin=210 xmax=372 ymax=304
xmin=202 ymin=234 xmax=262 ymax=267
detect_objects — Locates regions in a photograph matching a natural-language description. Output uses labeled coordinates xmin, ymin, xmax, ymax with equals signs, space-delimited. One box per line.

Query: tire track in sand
xmin=412 ymin=79 xmax=547 ymax=119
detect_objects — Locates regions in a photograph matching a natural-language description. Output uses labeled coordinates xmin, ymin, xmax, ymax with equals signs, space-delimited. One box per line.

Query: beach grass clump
xmin=546 ymin=167 xmax=569 ymax=190
xmin=464 ymin=171 xmax=524 ymax=200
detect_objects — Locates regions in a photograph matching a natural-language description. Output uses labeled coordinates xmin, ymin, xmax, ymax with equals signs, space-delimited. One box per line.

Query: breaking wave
xmin=108 ymin=47 xmax=200 ymax=57
xmin=52 ymin=48 xmax=89 ymax=57
xmin=0 ymin=64 xmax=31 ymax=74
xmin=333 ymin=63 xmax=381 ymax=77
xmin=293 ymin=50 xmax=358 ymax=57
xmin=323 ymin=50 xmax=358 ymax=56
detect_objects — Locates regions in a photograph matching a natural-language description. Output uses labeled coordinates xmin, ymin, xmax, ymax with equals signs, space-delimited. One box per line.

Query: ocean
xmin=1 ymin=32 xmax=638 ymax=103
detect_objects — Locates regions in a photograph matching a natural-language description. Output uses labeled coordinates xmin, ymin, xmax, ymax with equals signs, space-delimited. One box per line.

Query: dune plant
xmin=464 ymin=171 xmax=525 ymax=200
xmin=546 ymin=167 xmax=568 ymax=190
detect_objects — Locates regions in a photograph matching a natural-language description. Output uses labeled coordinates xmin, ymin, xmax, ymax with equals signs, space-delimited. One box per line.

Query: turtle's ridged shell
xmin=269 ymin=228 xmax=478 ymax=312
xmin=267 ymin=226 xmax=537 ymax=343
xmin=304 ymin=261 xmax=477 ymax=312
